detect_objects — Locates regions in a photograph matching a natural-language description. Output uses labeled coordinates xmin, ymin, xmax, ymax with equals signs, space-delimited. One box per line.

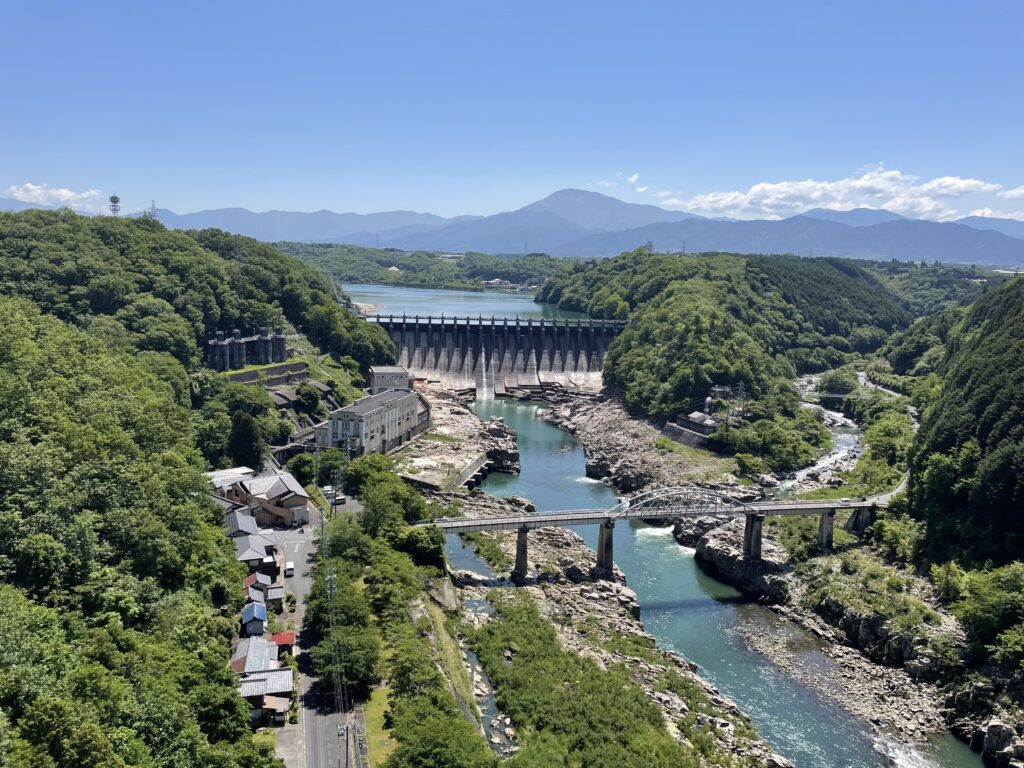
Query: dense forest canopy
xmin=0 ymin=210 xmax=394 ymax=370
xmin=0 ymin=297 xmax=278 ymax=767
xmin=276 ymin=242 xmax=569 ymax=292
xmin=537 ymin=250 xmax=918 ymax=417
xmin=907 ymin=274 xmax=1024 ymax=565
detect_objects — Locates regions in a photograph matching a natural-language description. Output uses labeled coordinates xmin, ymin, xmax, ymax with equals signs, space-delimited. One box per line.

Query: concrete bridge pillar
xmin=845 ymin=506 xmax=876 ymax=537
xmin=742 ymin=514 xmax=764 ymax=561
xmin=818 ymin=510 xmax=836 ymax=551
xmin=513 ymin=527 xmax=530 ymax=581
xmin=595 ymin=519 xmax=615 ymax=577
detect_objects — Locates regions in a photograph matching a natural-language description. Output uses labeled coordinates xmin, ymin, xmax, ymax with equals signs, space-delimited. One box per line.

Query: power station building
xmin=314 ymin=390 xmax=430 ymax=456
xmin=368 ymin=365 xmax=413 ymax=394
xmin=208 ymin=327 xmax=289 ymax=371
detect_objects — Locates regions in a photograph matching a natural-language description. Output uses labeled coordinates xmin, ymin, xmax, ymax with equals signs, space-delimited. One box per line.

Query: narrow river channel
xmin=345 ymin=283 xmax=982 ymax=767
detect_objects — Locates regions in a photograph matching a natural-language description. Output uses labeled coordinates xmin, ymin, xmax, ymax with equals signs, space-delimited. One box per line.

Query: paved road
xmin=274 ymin=510 xmax=350 ymax=768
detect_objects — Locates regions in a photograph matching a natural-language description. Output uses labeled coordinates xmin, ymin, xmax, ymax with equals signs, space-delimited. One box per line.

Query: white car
xmin=284 ymin=562 xmax=295 ymax=577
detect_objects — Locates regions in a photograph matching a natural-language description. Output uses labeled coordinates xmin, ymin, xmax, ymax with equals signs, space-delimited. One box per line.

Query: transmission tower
xmin=108 ymin=194 xmax=121 ymax=217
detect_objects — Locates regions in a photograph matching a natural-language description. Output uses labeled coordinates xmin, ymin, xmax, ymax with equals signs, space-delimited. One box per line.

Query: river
xmin=349 ymin=284 xmax=981 ymax=767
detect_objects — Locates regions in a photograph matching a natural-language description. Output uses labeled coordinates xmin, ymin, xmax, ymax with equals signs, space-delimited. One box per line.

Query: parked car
xmin=284 ymin=562 xmax=295 ymax=577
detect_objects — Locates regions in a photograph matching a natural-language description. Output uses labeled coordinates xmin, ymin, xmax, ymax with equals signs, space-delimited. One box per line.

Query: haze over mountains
xmin=4 ymin=188 xmax=1024 ymax=266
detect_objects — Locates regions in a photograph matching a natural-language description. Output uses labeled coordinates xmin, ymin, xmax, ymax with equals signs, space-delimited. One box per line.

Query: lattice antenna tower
xmin=109 ymin=194 xmax=121 ymax=217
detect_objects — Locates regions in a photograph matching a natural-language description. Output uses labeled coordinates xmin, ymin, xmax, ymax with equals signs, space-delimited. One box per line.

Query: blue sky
xmin=2 ymin=1 xmax=1023 ymax=219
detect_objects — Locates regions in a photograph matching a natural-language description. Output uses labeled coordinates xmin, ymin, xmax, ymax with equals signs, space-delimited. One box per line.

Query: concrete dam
xmin=366 ymin=314 xmax=626 ymax=396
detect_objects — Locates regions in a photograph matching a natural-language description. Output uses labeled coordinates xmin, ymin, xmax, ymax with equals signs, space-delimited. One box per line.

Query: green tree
xmin=228 ymin=410 xmax=266 ymax=470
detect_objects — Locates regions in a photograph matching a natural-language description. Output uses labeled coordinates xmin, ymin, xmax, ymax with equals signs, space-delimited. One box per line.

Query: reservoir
xmin=352 ymin=284 xmax=981 ymax=767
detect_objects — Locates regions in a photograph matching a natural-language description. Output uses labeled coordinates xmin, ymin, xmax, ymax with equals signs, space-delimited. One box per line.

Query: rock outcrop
xmin=694 ymin=518 xmax=791 ymax=603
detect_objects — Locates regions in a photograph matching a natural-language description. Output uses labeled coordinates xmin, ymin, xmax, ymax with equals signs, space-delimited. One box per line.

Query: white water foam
xmin=874 ymin=736 xmax=942 ymax=768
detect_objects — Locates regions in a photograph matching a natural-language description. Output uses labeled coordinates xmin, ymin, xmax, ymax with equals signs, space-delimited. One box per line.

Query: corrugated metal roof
xmin=238 ymin=668 xmax=293 ymax=698
xmin=232 ymin=637 xmax=280 ymax=673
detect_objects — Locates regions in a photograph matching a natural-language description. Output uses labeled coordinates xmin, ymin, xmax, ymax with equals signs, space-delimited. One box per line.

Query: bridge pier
xmin=513 ymin=527 xmax=530 ymax=581
xmin=845 ymin=506 xmax=876 ymax=537
xmin=742 ymin=514 xmax=764 ymax=561
xmin=818 ymin=510 xmax=835 ymax=551
xmin=594 ymin=519 xmax=615 ymax=577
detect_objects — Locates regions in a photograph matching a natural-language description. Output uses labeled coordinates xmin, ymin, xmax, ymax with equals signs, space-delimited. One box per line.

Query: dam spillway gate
xmin=365 ymin=314 xmax=626 ymax=396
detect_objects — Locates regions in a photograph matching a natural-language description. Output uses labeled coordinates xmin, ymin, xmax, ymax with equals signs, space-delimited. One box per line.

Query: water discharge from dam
xmin=348 ymin=284 xmax=982 ymax=767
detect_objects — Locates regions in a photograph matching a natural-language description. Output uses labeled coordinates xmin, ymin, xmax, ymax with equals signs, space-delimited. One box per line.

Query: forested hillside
xmin=537 ymin=250 xmax=912 ymax=418
xmin=277 ymin=242 xmax=567 ymax=292
xmin=0 ymin=297 xmax=279 ymax=767
xmin=908 ymin=275 xmax=1024 ymax=565
xmin=0 ymin=210 xmax=394 ymax=369
xmin=0 ymin=212 xmax=405 ymax=765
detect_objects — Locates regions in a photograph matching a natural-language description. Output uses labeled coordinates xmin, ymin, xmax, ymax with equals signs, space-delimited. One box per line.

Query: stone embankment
xmin=439 ymin=490 xmax=792 ymax=767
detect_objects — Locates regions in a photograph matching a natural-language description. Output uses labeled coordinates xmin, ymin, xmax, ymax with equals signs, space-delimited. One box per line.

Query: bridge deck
xmin=419 ymin=499 xmax=879 ymax=533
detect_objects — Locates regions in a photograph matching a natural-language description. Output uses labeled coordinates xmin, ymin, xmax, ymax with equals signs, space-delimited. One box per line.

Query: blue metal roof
xmin=242 ymin=602 xmax=267 ymax=623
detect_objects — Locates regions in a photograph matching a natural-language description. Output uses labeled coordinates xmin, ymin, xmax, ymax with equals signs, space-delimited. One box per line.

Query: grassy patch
xmin=364 ymin=686 xmax=396 ymax=767
xmin=802 ymin=551 xmax=941 ymax=632
xmin=424 ymin=601 xmax=478 ymax=718
xmin=252 ymin=729 xmax=276 ymax=751
xmin=767 ymin=514 xmax=857 ymax=562
xmin=422 ymin=432 xmax=461 ymax=444
xmin=460 ymin=531 xmax=511 ymax=570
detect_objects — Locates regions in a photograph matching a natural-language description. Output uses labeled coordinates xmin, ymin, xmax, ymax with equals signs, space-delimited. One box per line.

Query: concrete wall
xmin=370 ymin=316 xmax=624 ymax=396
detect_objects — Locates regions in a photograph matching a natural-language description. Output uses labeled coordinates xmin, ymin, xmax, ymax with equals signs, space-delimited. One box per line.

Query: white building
xmin=368 ymin=365 xmax=413 ymax=395
xmin=314 ymin=390 xmax=430 ymax=456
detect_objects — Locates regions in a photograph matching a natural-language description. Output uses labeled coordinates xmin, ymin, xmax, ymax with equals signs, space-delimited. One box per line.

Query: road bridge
xmin=418 ymin=486 xmax=884 ymax=579
xmin=365 ymin=314 xmax=627 ymax=396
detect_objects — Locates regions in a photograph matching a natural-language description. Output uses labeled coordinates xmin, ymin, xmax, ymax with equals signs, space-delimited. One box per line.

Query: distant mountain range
xmin=3 ymin=189 xmax=1024 ymax=266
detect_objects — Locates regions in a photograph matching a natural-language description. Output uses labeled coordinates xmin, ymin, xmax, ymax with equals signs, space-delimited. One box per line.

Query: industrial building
xmin=314 ymin=389 xmax=430 ymax=456
xmin=207 ymin=326 xmax=288 ymax=371
xmin=368 ymin=365 xmax=413 ymax=394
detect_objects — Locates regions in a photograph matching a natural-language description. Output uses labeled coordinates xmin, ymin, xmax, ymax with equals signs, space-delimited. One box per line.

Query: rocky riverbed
xmin=436 ymin=490 xmax=793 ymax=767
xmin=395 ymin=385 xmax=520 ymax=488
xmin=532 ymin=390 xmax=1014 ymax=762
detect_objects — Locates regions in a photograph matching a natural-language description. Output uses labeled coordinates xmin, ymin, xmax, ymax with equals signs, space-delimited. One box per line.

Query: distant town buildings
xmin=314 ymin=387 xmax=430 ymax=456
xmin=207 ymin=326 xmax=289 ymax=371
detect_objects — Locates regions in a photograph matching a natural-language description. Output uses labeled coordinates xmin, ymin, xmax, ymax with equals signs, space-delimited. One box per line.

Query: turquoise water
xmin=469 ymin=398 xmax=982 ymax=768
xmin=342 ymin=282 xmax=583 ymax=319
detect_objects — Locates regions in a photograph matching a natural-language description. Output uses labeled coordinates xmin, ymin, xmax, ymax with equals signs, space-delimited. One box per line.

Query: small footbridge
xmin=420 ymin=486 xmax=885 ymax=580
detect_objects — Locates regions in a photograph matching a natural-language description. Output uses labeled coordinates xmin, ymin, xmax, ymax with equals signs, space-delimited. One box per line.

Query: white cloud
xmin=627 ymin=173 xmax=639 ymax=184
xmin=596 ymin=180 xmax=617 ymax=189
xmin=659 ymin=168 xmax=1010 ymax=221
xmin=6 ymin=182 xmax=101 ymax=211
xmin=915 ymin=176 xmax=1001 ymax=196
xmin=967 ymin=207 xmax=1024 ymax=221
xmin=625 ymin=172 xmax=648 ymax=193
xmin=998 ymin=185 xmax=1024 ymax=200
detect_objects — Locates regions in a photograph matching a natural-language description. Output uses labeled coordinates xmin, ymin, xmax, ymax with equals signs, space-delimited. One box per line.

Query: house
xmin=243 ymin=572 xmax=273 ymax=592
xmin=265 ymin=585 xmax=286 ymax=612
xmin=206 ymin=466 xmax=256 ymax=495
xmin=224 ymin=509 xmax=259 ymax=538
xmin=679 ymin=410 xmax=718 ymax=436
xmin=230 ymin=637 xmax=280 ymax=674
xmin=224 ymin=471 xmax=310 ymax=527
xmin=271 ymin=632 xmax=295 ymax=655
xmin=234 ymin=533 xmax=278 ymax=572
xmin=313 ymin=390 xmax=431 ymax=456
xmin=237 ymin=668 xmax=294 ymax=724
xmin=368 ymin=365 xmax=413 ymax=395
xmin=243 ymin=573 xmax=284 ymax=612
xmin=241 ymin=602 xmax=268 ymax=636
